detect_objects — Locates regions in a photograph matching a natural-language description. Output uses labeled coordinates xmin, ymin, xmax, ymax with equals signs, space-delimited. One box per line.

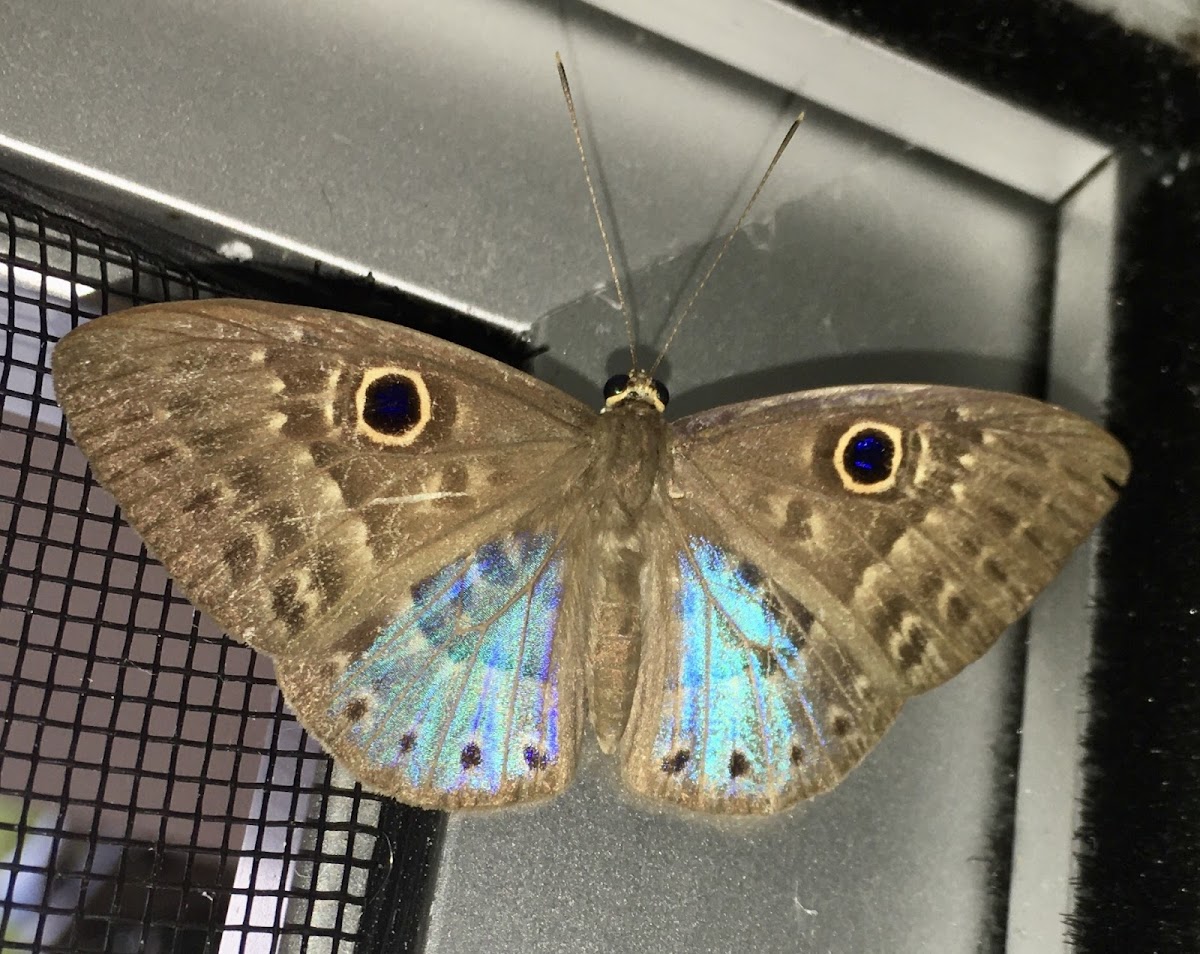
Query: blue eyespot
xmin=363 ymin=374 xmax=421 ymax=435
xmin=843 ymin=428 xmax=895 ymax=484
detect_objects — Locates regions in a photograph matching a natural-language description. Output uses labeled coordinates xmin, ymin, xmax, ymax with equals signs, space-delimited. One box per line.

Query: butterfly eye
xmin=603 ymin=374 xmax=630 ymax=400
xmin=652 ymin=379 xmax=670 ymax=408
xmin=355 ymin=368 xmax=432 ymax=446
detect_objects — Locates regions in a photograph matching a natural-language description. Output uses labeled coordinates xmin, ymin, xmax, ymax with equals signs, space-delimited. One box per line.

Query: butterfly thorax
xmin=584 ymin=398 xmax=671 ymax=752
xmin=592 ymin=398 xmax=668 ymax=515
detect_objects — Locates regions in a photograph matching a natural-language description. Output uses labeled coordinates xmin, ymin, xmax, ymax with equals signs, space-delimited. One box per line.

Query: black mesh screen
xmin=0 ymin=185 xmax=447 ymax=953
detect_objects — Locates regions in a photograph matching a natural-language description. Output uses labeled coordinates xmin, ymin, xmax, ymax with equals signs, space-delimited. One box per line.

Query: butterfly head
xmin=602 ymin=371 xmax=669 ymax=414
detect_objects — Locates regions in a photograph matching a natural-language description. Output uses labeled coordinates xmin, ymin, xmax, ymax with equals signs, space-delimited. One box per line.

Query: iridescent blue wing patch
xmin=277 ymin=530 xmax=581 ymax=810
xmin=620 ymin=532 xmax=901 ymax=814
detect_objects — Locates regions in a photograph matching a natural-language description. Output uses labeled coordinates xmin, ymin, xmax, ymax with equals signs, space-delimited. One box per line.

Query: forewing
xmin=52 ymin=299 xmax=595 ymax=656
xmin=669 ymin=384 xmax=1129 ymax=693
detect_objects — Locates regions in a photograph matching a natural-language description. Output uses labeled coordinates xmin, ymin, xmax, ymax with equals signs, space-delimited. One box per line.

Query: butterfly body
xmin=52 ymin=299 xmax=1129 ymax=814
xmin=577 ymin=398 xmax=671 ymax=752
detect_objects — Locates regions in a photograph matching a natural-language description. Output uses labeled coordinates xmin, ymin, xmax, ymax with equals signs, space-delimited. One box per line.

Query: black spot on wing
xmin=309 ymin=545 xmax=346 ymax=610
xmin=960 ymin=536 xmax=983 ymax=559
xmin=222 ymin=535 xmax=259 ymax=583
xmin=270 ymin=577 xmax=307 ymax=634
xmin=946 ymin=594 xmax=971 ymax=625
xmin=735 ymin=560 xmax=763 ymax=588
xmin=662 ymin=750 xmax=691 ymax=775
xmin=783 ymin=499 xmax=814 ymax=541
xmin=460 ymin=742 xmax=483 ymax=769
xmin=339 ymin=616 xmax=388 ymax=664
xmin=987 ymin=504 xmax=1020 ymax=534
xmin=229 ymin=459 xmax=270 ymax=500
xmin=523 ymin=746 xmax=551 ymax=770
xmin=981 ymin=557 xmax=1009 ymax=585
xmin=920 ymin=573 xmax=946 ymax=601
xmin=896 ymin=627 xmax=929 ymax=672
xmin=184 ymin=486 xmax=224 ymax=515
xmin=780 ymin=592 xmax=815 ymax=639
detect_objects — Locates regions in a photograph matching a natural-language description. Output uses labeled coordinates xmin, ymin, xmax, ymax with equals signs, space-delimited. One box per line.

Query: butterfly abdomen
xmin=586 ymin=553 xmax=644 ymax=753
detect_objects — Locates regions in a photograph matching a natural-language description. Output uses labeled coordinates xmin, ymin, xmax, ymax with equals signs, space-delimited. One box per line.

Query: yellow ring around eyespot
xmin=832 ymin=420 xmax=904 ymax=494
xmin=354 ymin=367 xmax=432 ymax=447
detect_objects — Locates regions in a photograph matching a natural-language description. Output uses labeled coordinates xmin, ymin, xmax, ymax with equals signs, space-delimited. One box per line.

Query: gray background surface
xmin=0 ymin=1 xmax=1120 ymax=951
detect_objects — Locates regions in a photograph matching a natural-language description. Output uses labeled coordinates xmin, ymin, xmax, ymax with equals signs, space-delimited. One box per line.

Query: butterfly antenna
xmin=648 ymin=113 xmax=804 ymax=376
xmin=556 ymin=52 xmax=639 ymax=371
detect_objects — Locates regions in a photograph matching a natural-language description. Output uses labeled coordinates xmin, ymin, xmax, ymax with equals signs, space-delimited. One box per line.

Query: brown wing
xmin=617 ymin=384 xmax=1127 ymax=815
xmin=619 ymin=490 xmax=903 ymax=814
xmin=53 ymin=299 xmax=595 ymax=656
xmin=53 ymin=299 xmax=598 ymax=808
xmin=668 ymin=384 xmax=1129 ymax=694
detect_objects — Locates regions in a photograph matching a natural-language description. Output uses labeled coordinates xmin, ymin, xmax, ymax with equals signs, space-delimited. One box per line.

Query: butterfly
xmin=49 ymin=59 xmax=1129 ymax=816
xmin=51 ymin=294 xmax=1129 ymax=815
